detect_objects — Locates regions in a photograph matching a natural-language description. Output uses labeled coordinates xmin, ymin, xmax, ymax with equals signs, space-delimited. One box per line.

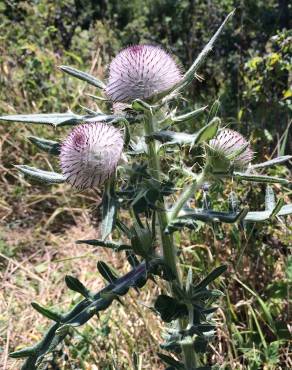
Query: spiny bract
xmin=208 ymin=128 xmax=254 ymax=170
xmin=106 ymin=44 xmax=182 ymax=103
xmin=60 ymin=122 xmax=123 ymax=189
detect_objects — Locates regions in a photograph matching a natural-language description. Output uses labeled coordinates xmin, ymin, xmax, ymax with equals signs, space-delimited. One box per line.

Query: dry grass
xmin=0 ymin=209 xmax=165 ymax=370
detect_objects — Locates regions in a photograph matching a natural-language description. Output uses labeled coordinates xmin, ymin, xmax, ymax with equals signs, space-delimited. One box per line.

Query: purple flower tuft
xmin=208 ymin=129 xmax=254 ymax=170
xmin=60 ymin=122 xmax=123 ymax=189
xmin=106 ymin=45 xmax=182 ymax=102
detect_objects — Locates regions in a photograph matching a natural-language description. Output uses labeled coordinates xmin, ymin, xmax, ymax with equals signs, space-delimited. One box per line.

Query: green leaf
xmin=147 ymin=117 xmax=219 ymax=147
xmin=244 ymin=210 xmax=272 ymax=222
xmin=116 ymin=219 xmax=133 ymax=239
xmin=194 ymin=117 xmax=220 ymax=144
xmin=0 ymin=112 xmax=85 ymax=127
xmin=178 ymin=207 xmax=248 ymax=224
xmin=207 ymin=99 xmax=220 ymax=123
xmin=123 ymin=120 xmax=131 ymax=147
xmin=165 ymin=216 xmax=198 ymax=234
xmin=192 ymin=289 xmax=224 ymax=300
xmin=154 ymin=295 xmax=187 ymax=322
xmin=244 ymin=199 xmax=288 ymax=222
xmin=193 ymin=265 xmax=227 ymax=291
xmin=270 ymin=199 xmax=285 ymax=218
xmin=162 ymin=10 xmax=235 ymax=99
xmin=97 ymin=261 xmax=119 ymax=283
xmin=0 ymin=112 xmax=117 ymax=127
xmin=185 ymin=267 xmax=193 ymax=293
xmin=157 ymin=353 xmax=185 ymax=369
xmin=131 ymin=99 xmax=155 ymax=112
xmin=234 ymin=172 xmax=289 ymax=185
xmin=9 ymin=346 xmax=36 ymax=358
xmin=250 ymin=155 xmax=292 ymax=169
xmin=171 ymin=105 xmax=208 ymax=124
xmin=15 ymin=165 xmax=65 ymax=184
xmin=59 ymin=65 xmax=106 ymax=89
xmin=65 ymin=275 xmax=90 ymax=298
xmin=101 ymin=181 xmax=118 ymax=240
xmin=76 ymin=239 xmax=130 ymax=251
xmin=28 ymin=136 xmax=60 ymax=155
xmin=131 ymin=221 xmax=153 ymax=258
xmin=265 ymin=185 xmax=276 ymax=211
xmin=278 ymin=204 xmax=292 ymax=216
xmin=31 ymin=302 xmax=62 ymax=322
xmin=147 ymin=130 xmax=195 ymax=145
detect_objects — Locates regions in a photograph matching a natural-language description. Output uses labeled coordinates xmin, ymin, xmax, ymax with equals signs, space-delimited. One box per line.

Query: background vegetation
xmin=0 ymin=1 xmax=291 ymax=369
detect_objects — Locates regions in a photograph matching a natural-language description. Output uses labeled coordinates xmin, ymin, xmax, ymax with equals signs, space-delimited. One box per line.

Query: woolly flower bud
xmin=207 ymin=129 xmax=253 ymax=172
xmin=106 ymin=45 xmax=182 ymax=103
xmin=60 ymin=122 xmax=123 ymax=189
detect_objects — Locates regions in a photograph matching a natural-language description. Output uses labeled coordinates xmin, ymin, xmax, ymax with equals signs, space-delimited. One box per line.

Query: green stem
xmin=144 ymin=111 xmax=197 ymax=369
xmin=169 ymin=170 xmax=206 ymax=223
xmin=143 ymin=112 xmax=178 ymax=279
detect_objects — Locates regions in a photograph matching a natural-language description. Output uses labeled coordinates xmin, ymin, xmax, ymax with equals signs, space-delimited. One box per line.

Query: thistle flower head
xmin=206 ymin=129 xmax=253 ymax=172
xmin=106 ymin=45 xmax=182 ymax=103
xmin=60 ymin=122 xmax=123 ymax=189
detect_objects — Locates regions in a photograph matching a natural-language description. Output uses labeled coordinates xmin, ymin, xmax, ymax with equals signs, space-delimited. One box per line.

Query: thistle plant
xmin=1 ymin=10 xmax=291 ymax=370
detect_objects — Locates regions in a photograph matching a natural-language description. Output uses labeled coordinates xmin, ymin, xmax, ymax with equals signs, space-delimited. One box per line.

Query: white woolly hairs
xmin=60 ymin=122 xmax=124 ymax=189
xmin=106 ymin=45 xmax=182 ymax=102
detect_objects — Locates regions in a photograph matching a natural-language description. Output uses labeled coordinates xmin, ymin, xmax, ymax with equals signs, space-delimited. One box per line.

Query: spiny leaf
xmin=244 ymin=210 xmax=273 ymax=222
xmin=162 ymin=9 xmax=235 ymax=100
xmin=185 ymin=267 xmax=193 ymax=293
xmin=101 ymin=180 xmax=118 ymax=240
xmin=76 ymin=239 xmax=130 ymax=251
xmin=194 ymin=117 xmax=220 ymax=144
xmin=270 ymin=199 xmax=285 ymax=218
xmin=131 ymin=99 xmax=155 ymax=112
xmin=265 ymin=185 xmax=276 ymax=211
xmin=234 ymin=172 xmax=289 ymax=184
xmin=157 ymin=353 xmax=185 ymax=369
xmin=244 ymin=200 xmax=289 ymax=222
xmin=154 ymin=295 xmax=187 ymax=322
xmin=147 ymin=130 xmax=195 ymax=145
xmin=97 ymin=261 xmax=119 ymax=283
xmin=15 ymin=165 xmax=65 ymax=184
xmin=207 ymin=99 xmax=220 ymax=123
xmin=278 ymin=204 xmax=292 ymax=216
xmin=31 ymin=302 xmax=62 ymax=322
xmin=192 ymin=289 xmax=224 ymax=300
xmin=0 ymin=112 xmax=85 ymax=127
xmin=0 ymin=112 xmax=119 ymax=127
xmin=193 ymin=265 xmax=227 ymax=291
xmin=250 ymin=155 xmax=292 ymax=169
xmin=177 ymin=207 xmax=248 ymax=224
xmin=59 ymin=65 xmax=106 ymax=89
xmin=147 ymin=117 xmax=219 ymax=147
xmin=172 ymin=105 xmax=207 ymax=124
xmin=9 ymin=346 xmax=36 ymax=358
xmin=28 ymin=136 xmax=60 ymax=155
xmin=65 ymin=276 xmax=90 ymax=298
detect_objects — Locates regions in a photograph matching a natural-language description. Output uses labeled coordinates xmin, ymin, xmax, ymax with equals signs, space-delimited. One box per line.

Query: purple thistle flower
xmin=208 ymin=129 xmax=254 ymax=170
xmin=60 ymin=122 xmax=123 ymax=189
xmin=106 ymin=45 xmax=182 ymax=103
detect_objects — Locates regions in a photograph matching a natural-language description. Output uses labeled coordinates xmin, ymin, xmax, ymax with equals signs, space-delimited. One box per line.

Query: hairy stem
xmin=169 ymin=170 xmax=206 ymax=223
xmin=144 ymin=111 xmax=197 ymax=369
xmin=143 ymin=111 xmax=178 ymax=279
